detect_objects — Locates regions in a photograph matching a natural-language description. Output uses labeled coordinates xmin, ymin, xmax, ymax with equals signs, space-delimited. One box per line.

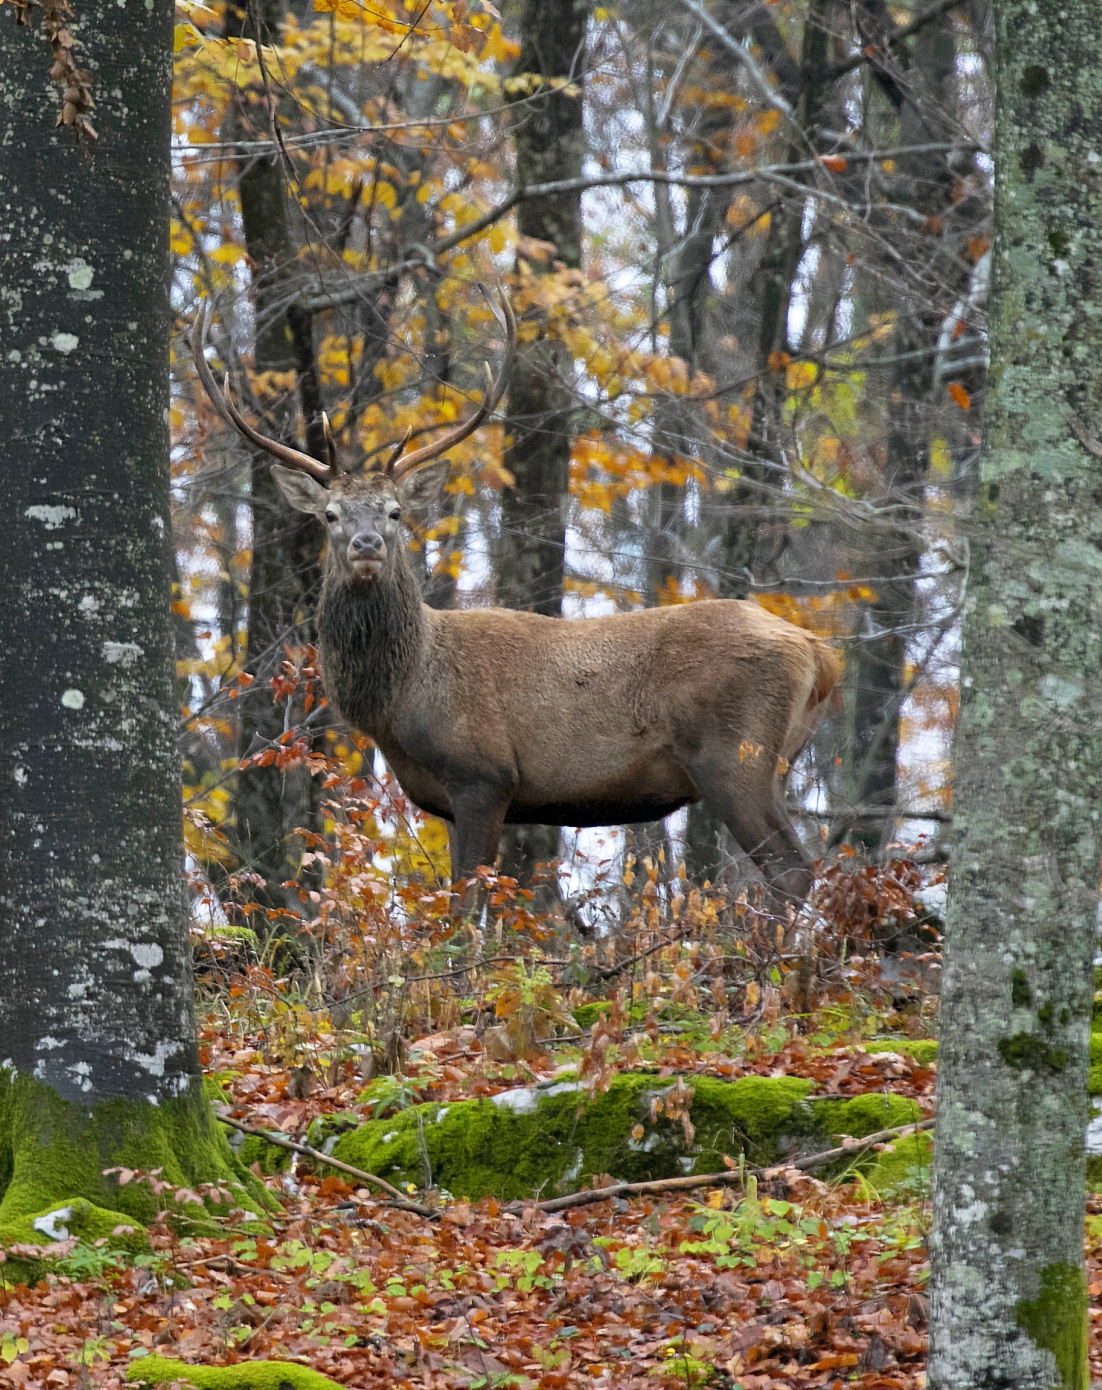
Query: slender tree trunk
xmin=496 ymin=0 xmax=588 ymax=886
xmin=0 ymin=0 xmax=252 ymax=1226
xmin=225 ymin=0 xmax=325 ymax=922
xmin=927 ymin=2 xmax=1102 ymax=1382
xmin=846 ymin=16 xmax=958 ymax=851
xmin=682 ymin=0 xmax=832 ymax=882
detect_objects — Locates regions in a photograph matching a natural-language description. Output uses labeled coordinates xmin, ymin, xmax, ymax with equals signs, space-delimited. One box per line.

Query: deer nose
xmin=349 ymin=531 xmax=385 ymax=558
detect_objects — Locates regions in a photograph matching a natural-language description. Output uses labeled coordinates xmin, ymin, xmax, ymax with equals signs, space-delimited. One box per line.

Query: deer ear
xmin=397 ymin=460 xmax=448 ymax=512
xmin=271 ymin=464 xmax=330 ymax=515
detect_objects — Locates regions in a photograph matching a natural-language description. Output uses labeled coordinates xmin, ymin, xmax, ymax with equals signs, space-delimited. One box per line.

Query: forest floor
xmin=4 ymin=940 xmax=1102 ymax=1390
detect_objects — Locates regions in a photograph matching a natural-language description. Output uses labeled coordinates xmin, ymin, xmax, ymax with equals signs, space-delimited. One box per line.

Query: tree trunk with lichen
xmin=224 ymin=0 xmax=326 ymax=927
xmin=927 ymin=3 xmax=1102 ymax=1384
xmin=496 ymin=0 xmax=588 ymax=890
xmin=0 ymin=0 xmax=256 ymax=1240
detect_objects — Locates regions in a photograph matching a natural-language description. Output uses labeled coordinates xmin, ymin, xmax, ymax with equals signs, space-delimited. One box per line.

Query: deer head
xmin=190 ymin=289 xmax=516 ymax=588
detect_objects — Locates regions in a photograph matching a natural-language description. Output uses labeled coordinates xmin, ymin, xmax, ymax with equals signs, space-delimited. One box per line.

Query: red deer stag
xmin=192 ymin=293 xmax=839 ymax=908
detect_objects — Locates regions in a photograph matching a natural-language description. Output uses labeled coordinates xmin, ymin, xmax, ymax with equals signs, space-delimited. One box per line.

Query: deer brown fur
xmin=192 ymin=295 xmax=840 ymax=906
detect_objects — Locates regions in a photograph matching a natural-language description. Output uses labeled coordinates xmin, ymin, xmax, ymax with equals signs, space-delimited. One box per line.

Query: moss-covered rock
xmin=814 ymin=1092 xmax=923 ymax=1140
xmin=0 ymin=1067 xmax=273 ymax=1280
xmin=330 ymin=1073 xmax=922 ymax=1202
xmin=862 ymin=1130 xmax=934 ymax=1195
xmin=127 ymin=1356 xmax=342 ymax=1390
xmin=0 ymin=1197 xmax=151 ymax=1286
xmin=235 ymin=1134 xmax=292 ymax=1177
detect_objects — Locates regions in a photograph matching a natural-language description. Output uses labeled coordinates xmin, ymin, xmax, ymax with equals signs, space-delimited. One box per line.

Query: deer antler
xmin=190 ymin=301 xmax=333 ymax=485
xmin=385 ymin=285 xmax=516 ymax=482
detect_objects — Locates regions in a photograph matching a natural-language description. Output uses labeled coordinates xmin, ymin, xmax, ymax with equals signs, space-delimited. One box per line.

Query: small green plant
xmin=1 ymin=1333 xmax=29 ymax=1366
xmin=649 ymin=1338 xmax=713 ymax=1386
xmin=679 ymin=1179 xmax=824 ymax=1271
xmin=593 ymin=1235 xmax=668 ymax=1284
xmin=71 ymin=1335 xmax=115 ymax=1367
xmin=494 ymin=1248 xmax=555 ymax=1292
xmin=57 ymin=1243 xmax=129 ymax=1280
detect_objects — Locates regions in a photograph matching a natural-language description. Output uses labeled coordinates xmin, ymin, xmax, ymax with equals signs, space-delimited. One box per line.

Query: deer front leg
xmin=447 ymin=784 xmax=510 ymax=885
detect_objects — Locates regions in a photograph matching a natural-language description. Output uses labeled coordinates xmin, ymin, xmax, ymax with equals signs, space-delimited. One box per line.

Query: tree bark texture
xmin=498 ymin=0 xmax=586 ymax=618
xmin=846 ymin=15 xmax=959 ymax=851
xmin=682 ymin=0 xmax=832 ymax=882
xmin=0 ymin=0 xmax=197 ymax=1104
xmin=225 ymin=0 xmax=325 ymax=919
xmin=497 ymin=0 xmax=587 ymax=884
xmin=927 ymin=3 xmax=1102 ymax=1384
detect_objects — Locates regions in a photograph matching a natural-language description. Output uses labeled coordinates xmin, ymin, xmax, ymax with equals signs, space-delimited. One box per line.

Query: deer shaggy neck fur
xmin=316 ymin=552 xmax=426 ymax=732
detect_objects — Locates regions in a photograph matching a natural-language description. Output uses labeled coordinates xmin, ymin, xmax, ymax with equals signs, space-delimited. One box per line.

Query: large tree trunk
xmin=225 ymin=0 xmax=325 ymax=924
xmin=496 ymin=0 xmax=588 ymax=887
xmin=0 ymin=0 xmax=250 ymax=1226
xmin=926 ymin=1 xmax=1102 ymax=1383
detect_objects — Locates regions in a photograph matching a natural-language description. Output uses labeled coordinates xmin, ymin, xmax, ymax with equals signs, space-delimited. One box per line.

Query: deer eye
xmin=389 ymin=507 xmax=401 ymax=521
xmin=324 ymin=509 xmax=338 ymax=524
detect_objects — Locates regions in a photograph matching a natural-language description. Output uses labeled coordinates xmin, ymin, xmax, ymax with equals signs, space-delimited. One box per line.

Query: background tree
xmin=495 ymin=0 xmax=589 ymax=887
xmin=926 ymin=0 xmax=1102 ymax=1383
xmin=0 ymin=0 xmax=251 ymax=1222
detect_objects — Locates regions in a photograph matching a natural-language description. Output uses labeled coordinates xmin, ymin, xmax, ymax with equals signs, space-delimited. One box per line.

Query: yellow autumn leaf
xmin=210 ymin=243 xmax=245 ymax=264
xmin=173 ymin=22 xmax=201 ymax=50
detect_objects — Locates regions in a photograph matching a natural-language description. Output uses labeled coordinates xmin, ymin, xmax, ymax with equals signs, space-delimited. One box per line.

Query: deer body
xmin=192 ymin=293 xmax=839 ymax=904
xmin=310 ymin=481 xmax=837 ymax=899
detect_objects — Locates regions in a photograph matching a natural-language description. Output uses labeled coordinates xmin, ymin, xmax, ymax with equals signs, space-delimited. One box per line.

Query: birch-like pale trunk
xmin=927 ymin=2 xmax=1102 ymax=1385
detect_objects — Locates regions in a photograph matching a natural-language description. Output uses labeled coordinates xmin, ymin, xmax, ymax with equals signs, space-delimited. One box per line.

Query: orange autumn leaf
xmin=948 ymin=382 xmax=971 ymax=410
xmin=818 ymin=154 xmax=847 ymax=172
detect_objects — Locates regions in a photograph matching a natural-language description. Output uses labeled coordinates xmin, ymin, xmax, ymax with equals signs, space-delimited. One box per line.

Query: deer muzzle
xmin=348 ymin=530 xmax=386 ymax=581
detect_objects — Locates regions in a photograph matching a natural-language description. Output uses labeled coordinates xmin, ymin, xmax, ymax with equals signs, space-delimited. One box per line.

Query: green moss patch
xmin=127 ymin=1355 xmax=343 ymax=1390
xmin=331 ymin=1074 xmax=921 ymax=1202
xmin=814 ymin=1092 xmax=923 ymax=1140
xmin=1089 ymin=1031 xmax=1102 ymax=1095
xmin=0 ymin=1066 xmax=273 ymax=1273
xmin=866 ymin=1039 xmax=939 ymax=1066
xmin=0 ymin=1197 xmax=151 ymax=1285
xmin=862 ymin=1130 xmax=934 ymax=1195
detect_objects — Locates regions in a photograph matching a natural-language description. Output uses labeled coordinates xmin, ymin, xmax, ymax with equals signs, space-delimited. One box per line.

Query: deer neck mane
xmin=316 ymin=554 xmax=426 ymax=734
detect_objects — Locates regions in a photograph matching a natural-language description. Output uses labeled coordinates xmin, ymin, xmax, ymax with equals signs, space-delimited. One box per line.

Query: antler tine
xmin=387 ymin=285 xmax=517 ymax=482
xmin=190 ymin=300 xmax=332 ymax=485
xmin=321 ymin=411 xmax=343 ymax=474
xmin=382 ymin=428 xmax=414 ymax=474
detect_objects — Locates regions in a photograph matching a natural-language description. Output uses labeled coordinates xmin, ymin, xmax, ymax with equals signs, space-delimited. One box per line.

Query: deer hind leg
xmin=689 ymin=749 xmax=812 ymax=912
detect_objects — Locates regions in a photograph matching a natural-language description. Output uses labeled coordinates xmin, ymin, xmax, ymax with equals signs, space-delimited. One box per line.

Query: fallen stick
xmin=504 ymin=1117 xmax=934 ymax=1214
xmin=786 ymin=1117 xmax=935 ymax=1174
xmin=217 ymin=1112 xmax=436 ymax=1218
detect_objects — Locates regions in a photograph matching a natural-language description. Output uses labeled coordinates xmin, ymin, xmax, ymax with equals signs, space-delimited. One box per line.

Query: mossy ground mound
xmin=128 ymin=1356 xmax=342 ymax=1390
xmin=330 ymin=1074 xmax=921 ymax=1202
xmin=0 ymin=1069 xmax=274 ymax=1282
xmin=866 ymin=1039 xmax=939 ymax=1066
